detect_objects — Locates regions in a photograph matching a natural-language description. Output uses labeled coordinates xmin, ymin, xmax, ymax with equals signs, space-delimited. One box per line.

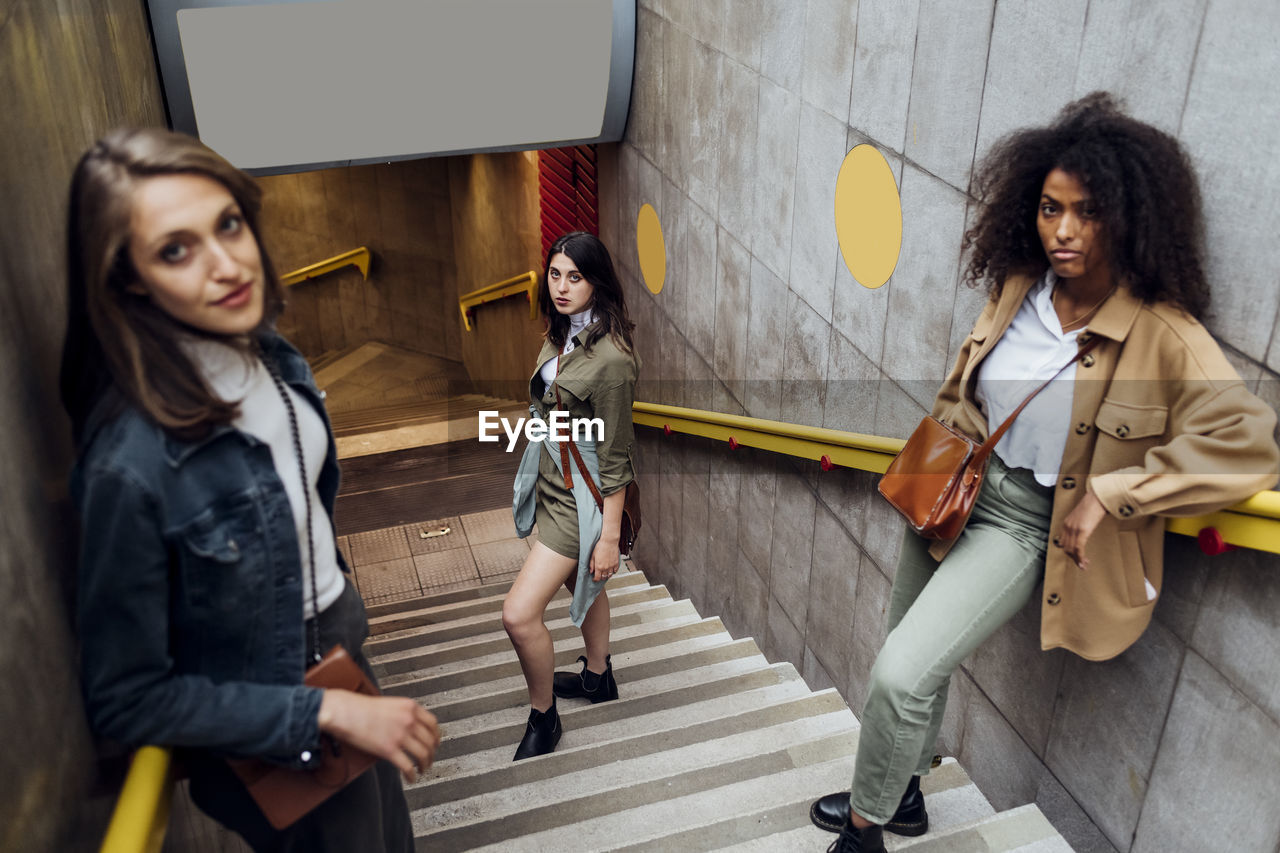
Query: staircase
xmin=365 ymin=567 xmax=1074 ymax=852
xmin=307 ymin=340 xmax=525 ymax=459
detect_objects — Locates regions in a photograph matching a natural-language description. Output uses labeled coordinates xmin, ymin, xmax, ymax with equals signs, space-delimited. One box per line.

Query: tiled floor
xmin=339 ymin=508 xmax=537 ymax=604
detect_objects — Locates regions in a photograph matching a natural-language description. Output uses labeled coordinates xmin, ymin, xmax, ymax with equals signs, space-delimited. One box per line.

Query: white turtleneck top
xmin=539 ymin=309 xmax=597 ymax=390
xmin=185 ymin=339 xmax=345 ymax=619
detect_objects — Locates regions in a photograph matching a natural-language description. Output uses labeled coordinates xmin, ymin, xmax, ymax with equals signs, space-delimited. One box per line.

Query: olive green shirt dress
xmin=511 ymin=322 xmax=639 ymax=624
xmin=530 ymin=323 xmax=639 ymax=555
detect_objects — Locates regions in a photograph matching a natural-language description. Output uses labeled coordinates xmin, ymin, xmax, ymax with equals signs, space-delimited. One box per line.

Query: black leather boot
xmin=513 ymin=700 xmax=561 ymax=761
xmin=552 ymin=654 xmax=619 ymax=703
xmin=827 ymin=821 xmax=885 ymax=853
xmin=810 ymin=774 xmax=928 ymax=837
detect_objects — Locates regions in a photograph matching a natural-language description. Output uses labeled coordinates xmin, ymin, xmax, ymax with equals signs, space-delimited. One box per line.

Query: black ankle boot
xmin=552 ymin=654 xmax=619 ymax=703
xmin=810 ymin=775 xmax=928 ymax=837
xmin=512 ymin=700 xmax=561 ymax=761
xmin=827 ymin=821 xmax=884 ymax=853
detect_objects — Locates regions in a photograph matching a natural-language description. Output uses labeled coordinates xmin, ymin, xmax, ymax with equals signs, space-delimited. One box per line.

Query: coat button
xmin=1116 ymin=424 xmax=1130 ymax=438
xmin=1075 ymin=422 xmax=1090 ymax=435
xmin=1061 ymin=477 xmax=1076 ymax=490
xmin=1052 ymin=535 xmax=1063 ymax=547
xmin=1081 ymin=354 xmax=1096 ymax=368
xmin=1047 ymin=592 xmax=1061 ymax=605
xmin=1119 ymin=504 xmax=1134 ymax=518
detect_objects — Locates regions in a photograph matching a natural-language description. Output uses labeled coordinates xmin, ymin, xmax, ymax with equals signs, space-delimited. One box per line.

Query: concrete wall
xmin=261 ymin=158 xmax=461 ymax=361
xmin=260 ymin=150 xmax=543 ymax=399
xmin=601 ymin=2 xmax=1280 ymax=851
xmin=0 ymin=1 xmax=167 ymax=850
xmin=449 ymin=151 xmax=546 ymax=402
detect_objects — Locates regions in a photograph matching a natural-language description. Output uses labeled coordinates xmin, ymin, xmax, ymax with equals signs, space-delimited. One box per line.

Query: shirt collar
xmin=1003 ymin=269 xmax=1143 ymax=344
xmin=568 ymin=309 xmax=597 ymax=341
xmin=1030 ymin=272 xmax=1064 ymax=337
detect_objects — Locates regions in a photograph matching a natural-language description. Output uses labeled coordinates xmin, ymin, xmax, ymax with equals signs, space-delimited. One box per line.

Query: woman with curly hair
xmin=812 ymin=93 xmax=1280 ymax=852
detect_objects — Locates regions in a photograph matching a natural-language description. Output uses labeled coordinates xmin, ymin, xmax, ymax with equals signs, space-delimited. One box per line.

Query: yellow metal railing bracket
xmin=281 ymin=247 xmax=372 ymax=287
xmin=459 ymin=271 xmax=539 ymax=331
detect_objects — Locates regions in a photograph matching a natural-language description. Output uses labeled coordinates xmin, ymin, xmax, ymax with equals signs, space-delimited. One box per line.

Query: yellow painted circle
xmin=636 ymin=203 xmax=666 ymax=294
xmin=834 ymin=145 xmax=903 ymax=289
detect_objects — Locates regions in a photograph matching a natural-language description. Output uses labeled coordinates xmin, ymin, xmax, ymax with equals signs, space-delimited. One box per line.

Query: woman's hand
xmin=318 ymin=690 xmax=440 ymax=783
xmin=1059 ymin=492 xmax=1109 ymax=570
xmin=591 ymin=487 xmax=628 ymax=582
xmin=590 ymin=535 xmax=620 ymax=582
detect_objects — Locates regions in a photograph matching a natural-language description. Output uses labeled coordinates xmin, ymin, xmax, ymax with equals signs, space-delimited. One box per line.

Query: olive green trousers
xmin=850 ymin=454 xmax=1054 ymax=824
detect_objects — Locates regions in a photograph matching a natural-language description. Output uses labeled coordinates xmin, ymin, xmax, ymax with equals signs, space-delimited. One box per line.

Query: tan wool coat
xmin=930 ymin=273 xmax=1279 ymax=660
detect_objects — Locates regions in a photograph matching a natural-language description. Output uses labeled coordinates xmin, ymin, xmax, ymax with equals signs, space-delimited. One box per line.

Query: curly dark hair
xmin=962 ymin=92 xmax=1210 ymax=318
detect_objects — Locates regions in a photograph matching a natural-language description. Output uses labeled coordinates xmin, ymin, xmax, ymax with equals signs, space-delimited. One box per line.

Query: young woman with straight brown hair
xmin=62 ymin=127 xmax=439 ymax=852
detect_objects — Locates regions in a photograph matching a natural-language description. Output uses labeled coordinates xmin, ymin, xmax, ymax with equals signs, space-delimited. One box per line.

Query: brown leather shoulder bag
xmin=228 ymin=645 xmax=380 ymax=830
xmin=879 ymin=337 xmax=1098 ymax=540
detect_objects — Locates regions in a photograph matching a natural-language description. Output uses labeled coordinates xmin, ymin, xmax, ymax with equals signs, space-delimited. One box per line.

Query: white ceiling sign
xmin=169 ymin=0 xmax=624 ymax=171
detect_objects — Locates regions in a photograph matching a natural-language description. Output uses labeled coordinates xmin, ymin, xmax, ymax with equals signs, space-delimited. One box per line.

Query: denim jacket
xmin=73 ymin=334 xmax=344 ymax=767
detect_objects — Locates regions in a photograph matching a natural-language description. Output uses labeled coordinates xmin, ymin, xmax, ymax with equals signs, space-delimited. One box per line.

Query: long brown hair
xmin=540 ymin=231 xmax=635 ymax=354
xmin=60 ymin=128 xmax=285 ymax=442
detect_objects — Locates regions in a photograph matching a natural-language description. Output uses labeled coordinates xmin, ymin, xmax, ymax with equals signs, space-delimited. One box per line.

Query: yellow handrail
xmin=99 ymin=746 xmax=173 ymax=853
xmin=281 ymin=247 xmax=372 ymax=287
xmin=459 ymin=271 xmax=539 ymax=331
xmin=633 ymin=401 xmax=1280 ymax=556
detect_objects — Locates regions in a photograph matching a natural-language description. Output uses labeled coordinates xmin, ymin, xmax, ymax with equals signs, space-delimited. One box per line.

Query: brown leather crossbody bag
xmin=878 ymin=337 xmax=1098 ymax=540
xmin=224 ymin=361 xmax=380 ymax=829
xmin=227 ymin=646 xmax=380 ymax=829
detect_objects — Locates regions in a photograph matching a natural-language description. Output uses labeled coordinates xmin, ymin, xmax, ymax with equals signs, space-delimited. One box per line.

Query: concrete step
xmin=330 ymin=394 xmax=511 ymax=436
xmin=413 ymin=707 xmax=859 ymax=849
xmin=896 ymin=804 xmax=1072 ymax=852
xmin=415 ymin=655 xmax=793 ymax=781
xmin=368 ymin=595 xmax=696 ymax=674
xmin=364 ymin=575 xmax=517 ymax=619
xmin=356 ymin=558 xmax=1071 ymax=853
xmin=706 ymin=758 xmax=997 ymax=851
xmin=458 ymin=756 xmax=856 ymax=852
xmin=368 ymin=570 xmax=650 ymax=636
xmin=379 ymin=613 xmax=732 ymax=695
xmin=418 ymin=637 xmax=769 ymax=724
xmin=428 ymin=664 xmax=824 ymax=769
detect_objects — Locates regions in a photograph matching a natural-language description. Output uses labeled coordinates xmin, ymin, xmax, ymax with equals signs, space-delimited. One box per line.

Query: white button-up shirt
xmin=975 ymin=272 xmax=1079 ymax=487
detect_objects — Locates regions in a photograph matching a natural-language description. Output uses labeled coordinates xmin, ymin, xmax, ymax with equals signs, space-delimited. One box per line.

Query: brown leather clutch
xmin=228 ymin=645 xmax=380 ymax=830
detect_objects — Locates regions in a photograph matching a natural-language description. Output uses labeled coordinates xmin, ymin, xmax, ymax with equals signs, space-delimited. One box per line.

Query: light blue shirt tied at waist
xmin=512 ymin=405 xmax=606 ymax=627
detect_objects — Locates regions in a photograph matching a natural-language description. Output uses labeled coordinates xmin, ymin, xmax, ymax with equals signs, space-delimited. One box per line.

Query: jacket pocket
xmin=1095 ymin=399 xmax=1167 ymax=440
xmin=1116 ymin=529 xmax=1153 ymax=608
xmin=175 ymin=495 xmax=267 ymax=617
